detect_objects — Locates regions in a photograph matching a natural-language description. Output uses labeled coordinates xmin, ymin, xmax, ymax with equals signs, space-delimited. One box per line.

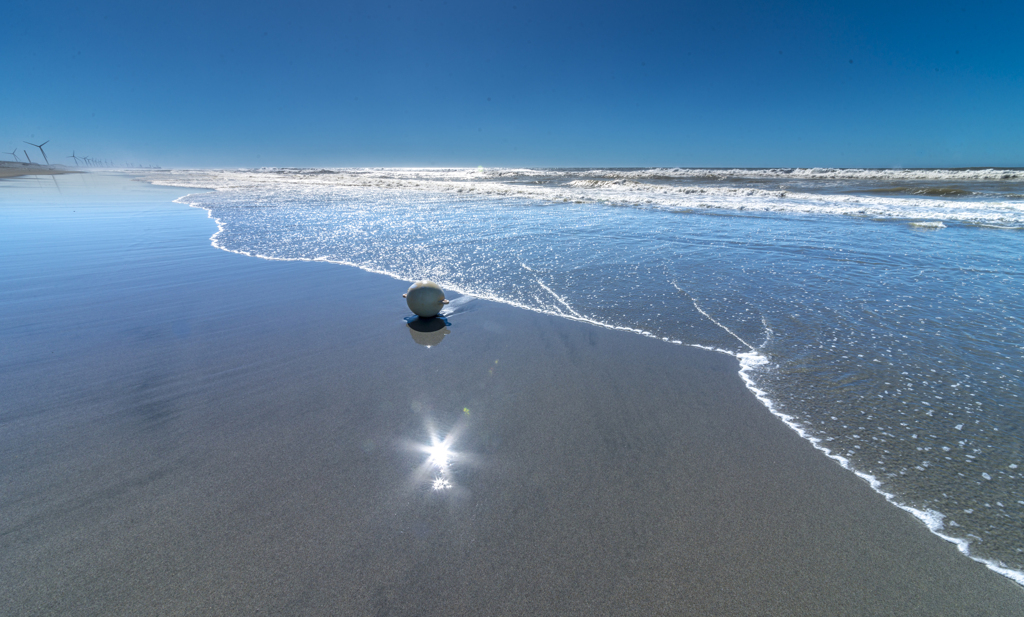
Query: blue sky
xmin=3 ymin=0 xmax=1022 ymax=168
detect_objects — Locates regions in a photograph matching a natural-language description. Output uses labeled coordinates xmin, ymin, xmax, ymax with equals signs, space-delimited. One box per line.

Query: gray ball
xmin=404 ymin=281 xmax=449 ymax=318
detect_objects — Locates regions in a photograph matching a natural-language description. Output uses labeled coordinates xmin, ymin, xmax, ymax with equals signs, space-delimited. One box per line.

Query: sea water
xmin=148 ymin=167 xmax=1024 ymax=584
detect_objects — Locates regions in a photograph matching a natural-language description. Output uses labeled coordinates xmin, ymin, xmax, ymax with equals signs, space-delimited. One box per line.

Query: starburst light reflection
xmin=420 ymin=432 xmax=458 ymax=491
xmin=426 ymin=440 xmax=453 ymax=470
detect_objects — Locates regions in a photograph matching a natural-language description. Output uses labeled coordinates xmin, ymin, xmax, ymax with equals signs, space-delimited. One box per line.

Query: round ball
xmin=405 ymin=281 xmax=447 ymax=318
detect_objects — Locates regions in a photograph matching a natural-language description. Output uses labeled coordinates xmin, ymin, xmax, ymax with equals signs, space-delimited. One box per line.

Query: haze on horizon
xmin=3 ymin=0 xmax=1022 ymax=170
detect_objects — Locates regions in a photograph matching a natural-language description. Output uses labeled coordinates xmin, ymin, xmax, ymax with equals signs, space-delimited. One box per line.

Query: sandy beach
xmin=2 ymin=174 xmax=1022 ymax=616
xmin=0 ymin=162 xmax=80 ymax=178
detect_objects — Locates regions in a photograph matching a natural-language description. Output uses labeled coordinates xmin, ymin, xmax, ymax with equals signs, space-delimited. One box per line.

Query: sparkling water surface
xmin=148 ymin=167 xmax=1024 ymax=583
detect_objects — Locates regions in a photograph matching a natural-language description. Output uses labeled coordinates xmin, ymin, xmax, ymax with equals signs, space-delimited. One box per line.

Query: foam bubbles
xmin=148 ymin=166 xmax=1024 ymax=226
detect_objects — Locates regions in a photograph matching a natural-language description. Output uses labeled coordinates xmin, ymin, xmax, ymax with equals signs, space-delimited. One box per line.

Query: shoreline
xmin=2 ymin=175 xmax=1022 ymax=614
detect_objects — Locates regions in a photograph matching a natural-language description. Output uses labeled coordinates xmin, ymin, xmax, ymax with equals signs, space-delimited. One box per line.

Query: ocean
xmin=148 ymin=167 xmax=1024 ymax=584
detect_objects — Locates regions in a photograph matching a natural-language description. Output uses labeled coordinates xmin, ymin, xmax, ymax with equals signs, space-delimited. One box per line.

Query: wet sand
xmin=2 ymin=174 xmax=1022 ymax=615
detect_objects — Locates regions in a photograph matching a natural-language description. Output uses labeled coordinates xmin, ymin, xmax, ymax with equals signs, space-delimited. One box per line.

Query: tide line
xmin=536 ymin=278 xmax=585 ymax=320
xmin=672 ymin=281 xmax=756 ymax=352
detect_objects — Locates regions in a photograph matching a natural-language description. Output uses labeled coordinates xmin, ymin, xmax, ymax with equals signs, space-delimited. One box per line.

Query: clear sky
xmin=3 ymin=0 xmax=1022 ymax=169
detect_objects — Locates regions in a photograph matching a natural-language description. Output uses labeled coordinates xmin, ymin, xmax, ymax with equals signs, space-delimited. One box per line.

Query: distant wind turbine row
xmin=3 ymin=139 xmax=159 ymax=169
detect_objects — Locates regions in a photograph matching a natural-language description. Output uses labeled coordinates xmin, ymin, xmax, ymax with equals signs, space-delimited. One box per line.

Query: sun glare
xmin=426 ymin=442 xmax=452 ymax=469
xmin=420 ymin=432 xmax=458 ymax=490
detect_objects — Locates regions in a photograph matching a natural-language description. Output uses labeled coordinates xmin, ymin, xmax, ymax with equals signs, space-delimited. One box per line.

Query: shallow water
xmin=150 ymin=167 xmax=1024 ymax=582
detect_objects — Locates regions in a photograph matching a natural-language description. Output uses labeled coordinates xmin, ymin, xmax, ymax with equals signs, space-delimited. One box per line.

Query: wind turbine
xmin=24 ymin=140 xmax=50 ymax=165
xmin=68 ymin=151 xmax=82 ymax=166
xmin=23 ymin=150 xmax=33 ymax=164
xmin=7 ymin=148 xmax=19 ymax=162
